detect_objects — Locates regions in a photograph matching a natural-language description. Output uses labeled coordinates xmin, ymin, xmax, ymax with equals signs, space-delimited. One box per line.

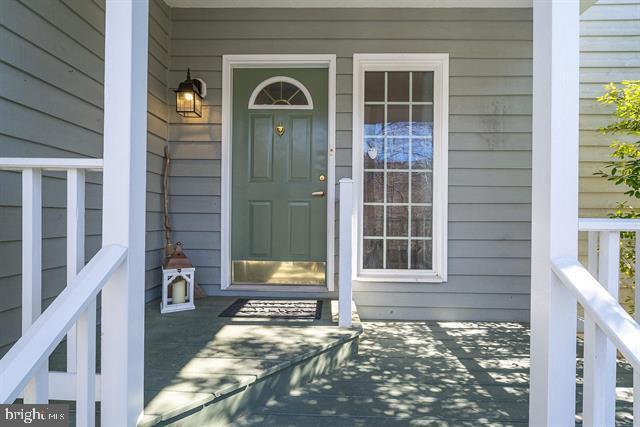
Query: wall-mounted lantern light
xmin=175 ymin=68 xmax=206 ymax=118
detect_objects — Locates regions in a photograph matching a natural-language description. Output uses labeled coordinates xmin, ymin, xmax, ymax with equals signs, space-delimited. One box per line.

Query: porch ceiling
xmin=163 ymin=0 xmax=532 ymax=8
xmin=163 ymin=0 xmax=598 ymax=12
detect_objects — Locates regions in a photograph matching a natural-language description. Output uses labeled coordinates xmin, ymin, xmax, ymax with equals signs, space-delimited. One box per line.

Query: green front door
xmin=231 ymin=68 xmax=328 ymax=285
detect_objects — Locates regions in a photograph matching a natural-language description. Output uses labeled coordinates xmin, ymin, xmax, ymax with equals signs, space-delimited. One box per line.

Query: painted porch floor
xmin=49 ymin=296 xmax=362 ymax=426
xmin=139 ymin=297 xmax=361 ymax=425
xmin=234 ymin=321 xmax=635 ymax=427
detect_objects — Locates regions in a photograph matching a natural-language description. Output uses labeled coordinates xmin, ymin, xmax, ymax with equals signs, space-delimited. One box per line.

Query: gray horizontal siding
xmin=0 ymin=0 xmax=632 ymax=337
xmin=168 ymin=7 xmax=533 ymax=321
xmin=0 ymin=0 xmax=170 ymax=355
xmin=579 ymin=1 xmax=640 ymax=218
xmin=577 ymin=1 xmax=640 ymax=268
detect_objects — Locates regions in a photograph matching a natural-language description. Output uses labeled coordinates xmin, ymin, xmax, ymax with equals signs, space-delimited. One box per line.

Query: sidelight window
xmin=353 ymin=54 xmax=448 ymax=282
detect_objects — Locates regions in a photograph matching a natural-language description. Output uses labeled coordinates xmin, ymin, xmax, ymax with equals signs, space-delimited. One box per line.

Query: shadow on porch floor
xmin=49 ymin=296 xmax=361 ymax=426
xmin=235 ymin=321 xmax=634 ymax=426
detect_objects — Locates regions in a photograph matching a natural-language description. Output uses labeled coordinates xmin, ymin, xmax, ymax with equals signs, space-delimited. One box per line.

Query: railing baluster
xmin=75 ymin=302 xmax=96 ymax=427
xmin=66 ymin=169 xmax=85 ymax=373
xmin=636 ymin=232 xmax=640 ymax=324
xmin=635 ymin=232 xmax=640 ymax=427
xmin=66 ymin=168 xmax=94 ymax=426
xmin=584 ymin=231 xmax=620 ymax=426
xmin=635 ymin=369 xmax=640 ymax=427
xmin=600 ymin=231 xmax=620 ymax=426
xmin=583 ymin=315 xmax=608 ymax=426
xmin=21 ymin=168 xmax=48 ymax=403
xmin=338 ymin=178 xmax=353 ymax=328
xmin=587 ymin=231 xmax=598 ymax=277
xmin=584 ymin=234 xmax=606 ymax=426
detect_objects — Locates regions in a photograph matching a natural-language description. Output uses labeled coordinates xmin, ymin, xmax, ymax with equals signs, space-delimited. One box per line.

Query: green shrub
xmin=594 ymin=80 xmax=640 ymax=314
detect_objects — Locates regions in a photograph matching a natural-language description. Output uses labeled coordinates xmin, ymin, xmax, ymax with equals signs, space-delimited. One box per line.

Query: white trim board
xmin=221 ymin=54 xmax=337 ymax=292
xmin=351 ymin=53 xmax=449 ymax=283
xmin=165 ymin=0 xmax=532 ymax=8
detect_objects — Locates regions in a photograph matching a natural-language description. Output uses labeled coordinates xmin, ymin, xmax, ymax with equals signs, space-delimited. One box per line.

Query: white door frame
xmin=220 ymin=54 xmax=337 ymax=291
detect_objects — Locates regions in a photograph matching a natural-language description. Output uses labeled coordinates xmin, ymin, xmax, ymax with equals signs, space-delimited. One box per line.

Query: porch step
xmin=139 ymin=298 xmax=362 ymax=426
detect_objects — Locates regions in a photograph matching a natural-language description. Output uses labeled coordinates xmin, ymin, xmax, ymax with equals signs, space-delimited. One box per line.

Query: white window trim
xmin=248 ymin=76 xmax=314 ymax=110
xmin=351 ymin=53 xmax=449 ymax=283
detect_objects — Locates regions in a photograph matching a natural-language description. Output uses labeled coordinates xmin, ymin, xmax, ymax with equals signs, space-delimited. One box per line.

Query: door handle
xmin=311 ymin=191 xmax=325 ymax=197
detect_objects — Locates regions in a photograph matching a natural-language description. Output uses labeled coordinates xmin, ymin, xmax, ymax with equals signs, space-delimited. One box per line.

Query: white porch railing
xmin=0 ymin=158 xmax=107 ymax=425
xmin=0 ymin=160 xmax=120 ymax=426
xmin=552 ymin=258 xmax=640 ymax=427
xmin=579 ymin=218 xmax=640 ymax=329
xmin=0 ymin=2 xmax=147 ymax=426
xmin=0 ymin=245 xmax=126 ymax=398
xmin=338 ymin=178 xmax=354 ymax=328
xmin=553 ymin=218 xmax=640 ymax=427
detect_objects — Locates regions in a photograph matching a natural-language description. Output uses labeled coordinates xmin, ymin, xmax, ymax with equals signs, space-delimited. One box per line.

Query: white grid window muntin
xmin=362 ymin=71 xmax=433 ymax=270
xmin=352 ymin=54 xmax=448 ymax=283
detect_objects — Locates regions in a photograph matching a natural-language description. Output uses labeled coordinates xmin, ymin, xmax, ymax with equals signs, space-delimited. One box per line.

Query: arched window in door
xmin=248 ymin=76 xmax=313 ymax=109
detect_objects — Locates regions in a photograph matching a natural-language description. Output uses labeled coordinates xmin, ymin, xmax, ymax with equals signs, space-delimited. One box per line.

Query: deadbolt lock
xmin=319 ymin=174 xmax=326 ymax=182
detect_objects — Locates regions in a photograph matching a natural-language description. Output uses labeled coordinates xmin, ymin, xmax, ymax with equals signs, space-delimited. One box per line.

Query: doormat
xmin=219 ymin=299 xmax=323 ymax=319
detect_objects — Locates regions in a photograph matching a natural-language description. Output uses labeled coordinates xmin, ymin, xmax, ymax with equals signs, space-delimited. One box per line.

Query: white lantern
xmin=161 ymin=242 xmax=196 ymax=314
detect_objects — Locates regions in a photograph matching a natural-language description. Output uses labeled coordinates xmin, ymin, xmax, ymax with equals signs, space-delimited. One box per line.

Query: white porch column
xmin=529 ymin=1 xmax=580 ymax=426
xmin=100 ymin=0 xmax=148 ymax=426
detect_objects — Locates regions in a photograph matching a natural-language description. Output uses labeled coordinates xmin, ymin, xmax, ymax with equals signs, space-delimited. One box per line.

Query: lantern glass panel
xmin=176 ymin=90 xmax=202 ymax=117
xmin=194 ymin=92 xmax=202 ymax=116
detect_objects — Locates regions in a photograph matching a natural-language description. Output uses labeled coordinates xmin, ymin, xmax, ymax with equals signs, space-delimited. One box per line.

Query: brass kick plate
xmin=232 ymin=260 xmax=326 ymax=285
